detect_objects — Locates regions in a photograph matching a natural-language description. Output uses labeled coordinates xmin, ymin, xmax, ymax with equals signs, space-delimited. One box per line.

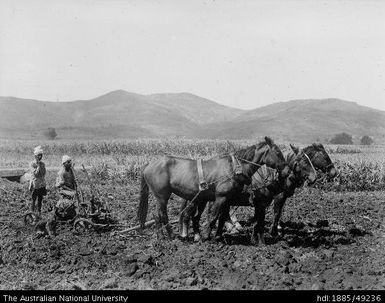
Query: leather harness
xmin=197 ymin=154 xmax=245 ymax=191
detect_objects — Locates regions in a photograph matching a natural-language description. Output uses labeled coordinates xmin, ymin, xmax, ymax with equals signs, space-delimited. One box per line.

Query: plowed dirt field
xmin=1 ymin=171 xmax=384 ymax=290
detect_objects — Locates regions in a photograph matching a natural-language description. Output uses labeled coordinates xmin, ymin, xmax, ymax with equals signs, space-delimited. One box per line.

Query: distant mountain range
xmin=1 ymin=90 xmax=384 ymax=143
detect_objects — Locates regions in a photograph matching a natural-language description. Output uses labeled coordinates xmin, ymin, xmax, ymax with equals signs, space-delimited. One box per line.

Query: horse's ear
xmin=290 ymin=144 xmax=300 ymax=154
xmin=264 ymin=136 xmax=274 ymax=147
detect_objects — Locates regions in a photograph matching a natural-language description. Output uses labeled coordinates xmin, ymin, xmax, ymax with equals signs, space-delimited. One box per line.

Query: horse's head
xmin=282 ymin=170 xmax=297 ymax=192
xmin=290 ymin=144 xmax=317 ymax=185
xmin=261 ymin=137 xmax=291 ymax=179
xmin=234 ymin=137 xmax=290 ymax=180
xmin=304 ymin=143 xmax=338 ymax=179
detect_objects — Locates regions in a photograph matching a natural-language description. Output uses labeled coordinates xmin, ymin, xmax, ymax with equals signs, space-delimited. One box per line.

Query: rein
xmin=235 ymin=157 xmax=264 ymax=168
xmin=302 ymin=151 xmax=317 ymax=178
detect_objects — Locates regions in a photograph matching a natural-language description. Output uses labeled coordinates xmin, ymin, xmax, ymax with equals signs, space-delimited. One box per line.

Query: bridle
xmin=311 ymin=150 xmax=335 ymax=173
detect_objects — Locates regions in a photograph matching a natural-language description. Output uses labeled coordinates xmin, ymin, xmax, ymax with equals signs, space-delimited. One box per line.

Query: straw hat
xmin=33 ymin=145 xmax=43 ymax=156
xmin=62 ymin=155 xmax=72 ymax=164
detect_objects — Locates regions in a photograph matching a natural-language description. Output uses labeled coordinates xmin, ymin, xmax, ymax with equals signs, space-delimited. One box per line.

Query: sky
xmin=1 ymin=0 xmax=385 ymax=111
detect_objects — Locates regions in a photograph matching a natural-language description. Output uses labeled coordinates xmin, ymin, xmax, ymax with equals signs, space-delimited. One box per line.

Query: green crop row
xmin=1 ymin=139 xmax=384 ymax=192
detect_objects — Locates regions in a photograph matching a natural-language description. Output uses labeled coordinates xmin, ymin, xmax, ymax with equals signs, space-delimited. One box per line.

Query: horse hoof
xmin=257 ymin=234 xmax=265 ymax=245
xmin=193 ymin=234 xmax=201 ymax=242
xmin=179 ymin=232 xmax=187 ymax=238
xmin=251 ymin=237 xmax=259 ymax=246
xmin=179 ymin=235 xmax=189 ymax=242
xmin=252 ymin=241 xmax=265 ymax=247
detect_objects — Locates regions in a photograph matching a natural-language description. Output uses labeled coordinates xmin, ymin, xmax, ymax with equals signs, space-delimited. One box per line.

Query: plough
xmin=24 ymin=163 xmax=180 ymax=235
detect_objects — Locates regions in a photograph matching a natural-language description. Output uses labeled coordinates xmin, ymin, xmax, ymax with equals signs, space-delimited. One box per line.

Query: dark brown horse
xmin=245 ymin=144 xmax=318 ymax=244
xmin=180 ymin=144 xmax=317 ymax=244
xmin=137 ymin=137 xmax=291 ymax=240
xmin=269 ymin=143 xmax=337 ymax=237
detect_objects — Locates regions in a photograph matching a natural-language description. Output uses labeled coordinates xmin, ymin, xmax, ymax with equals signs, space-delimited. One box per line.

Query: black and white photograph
xmin=0 ymin=0 xmax=385 ymax=293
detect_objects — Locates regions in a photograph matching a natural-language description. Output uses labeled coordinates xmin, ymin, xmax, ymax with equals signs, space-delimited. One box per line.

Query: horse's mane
xmin=233 ymin=142 xmax=264 ymax=161
xmin=285 ymin=150 xmax=296 ymax=164
xmin=286 ymin=148 xmax=313 ymax=168
xmin=303 ymin=144 xmax=326 ymax=159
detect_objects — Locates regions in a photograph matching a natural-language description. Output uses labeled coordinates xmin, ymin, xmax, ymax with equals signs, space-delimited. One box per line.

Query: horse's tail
xmin=137 ymin=163 xmax=150 ymax=228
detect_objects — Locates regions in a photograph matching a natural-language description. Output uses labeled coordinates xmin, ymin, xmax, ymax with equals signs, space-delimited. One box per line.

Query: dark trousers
xmin=31 ymin=187 xmax=46 ymax=213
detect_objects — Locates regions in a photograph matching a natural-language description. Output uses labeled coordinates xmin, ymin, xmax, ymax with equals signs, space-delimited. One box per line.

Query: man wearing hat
xmin=56 ymin=155 xmax=77 ymax=192
xmin=52 ymin=155 xmax=78 ymax=221
xmin=29 ymin=145 xmax=47 ymax=214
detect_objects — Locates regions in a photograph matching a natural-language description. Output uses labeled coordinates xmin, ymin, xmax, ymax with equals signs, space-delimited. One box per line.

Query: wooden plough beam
xmin=113 ymin=218 xmax=179 ymax=235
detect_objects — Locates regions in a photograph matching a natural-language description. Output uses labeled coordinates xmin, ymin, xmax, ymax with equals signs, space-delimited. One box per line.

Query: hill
xmin=0 ymin=91 xmax=384 ymax=143
xmin=199 ymin=98 xmax=385 ymax=143
xmin=0 ymin=90 xmax=244 ymax=139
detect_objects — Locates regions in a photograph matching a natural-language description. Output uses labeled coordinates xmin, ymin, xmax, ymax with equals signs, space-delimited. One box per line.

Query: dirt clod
xmin=100 ymin=277 xmax=118 ymax=289
xmin=125 ymin=262 xmax=139 ymax=276
xmin=185 ymin=277 xmax=198 ymax=286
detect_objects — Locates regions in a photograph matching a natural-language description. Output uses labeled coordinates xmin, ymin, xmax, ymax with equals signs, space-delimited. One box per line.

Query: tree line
xmin=329 ymin=133 xmax=374 ymax=145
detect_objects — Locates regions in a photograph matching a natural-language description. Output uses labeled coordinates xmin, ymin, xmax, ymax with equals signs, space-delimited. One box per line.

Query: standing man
xmin=29 ymin=145 xmax=47 ymax=215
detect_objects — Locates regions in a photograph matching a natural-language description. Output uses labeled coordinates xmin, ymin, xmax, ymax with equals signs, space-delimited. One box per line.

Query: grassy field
xmin=1 ymin=138 xmax=384 ymax=191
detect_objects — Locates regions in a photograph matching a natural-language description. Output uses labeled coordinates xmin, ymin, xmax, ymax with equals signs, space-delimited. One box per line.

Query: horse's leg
xmin=271 ymin=193 xmax=287 ymax=238
xmin=206 ymin=201 xmax=213 ymax=226
xmin=206 ymin=196 xmax=228 ymax=241
xmin=208 ymin=201 xmax=233 ymax=233
xmin=216 ymin=201 xmax=231 ymax=241
xmin=251 ymin=202 xmax=266 ymax=245
xmin=247 ymin=190 xmax=262 ymax=225
xmin=223 ymin=205 xmax=234 ymax=232
xmin=249 ymin=207 xmax=258 ymax=224
xmin=179 ymin=199 xmax=189 ymax=239
xmin=154 ymin=214 xmax=164 ymax=240
xmin=179 ymin=198 xmax=201 ymax=239
xmin=154 ymin=192 xmax=172 ymax=240
xmin=192 ymin=201 xmax=207 ymax=242
xmin=205 ymin=200 xmax=217 ymax=240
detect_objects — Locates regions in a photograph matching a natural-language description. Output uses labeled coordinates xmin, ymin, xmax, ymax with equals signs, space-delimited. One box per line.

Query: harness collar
xmin=230 ymin=154 xmax=243 ymax=175
xmin=197 ymin=159 xmax=209 ymax=191
xmin=251 ymin=165 xmax=279 ymax=190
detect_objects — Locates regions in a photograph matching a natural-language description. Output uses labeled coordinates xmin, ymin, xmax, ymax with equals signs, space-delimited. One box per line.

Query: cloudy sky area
xmin=1 ymin=0 xmax=385 ymax=111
